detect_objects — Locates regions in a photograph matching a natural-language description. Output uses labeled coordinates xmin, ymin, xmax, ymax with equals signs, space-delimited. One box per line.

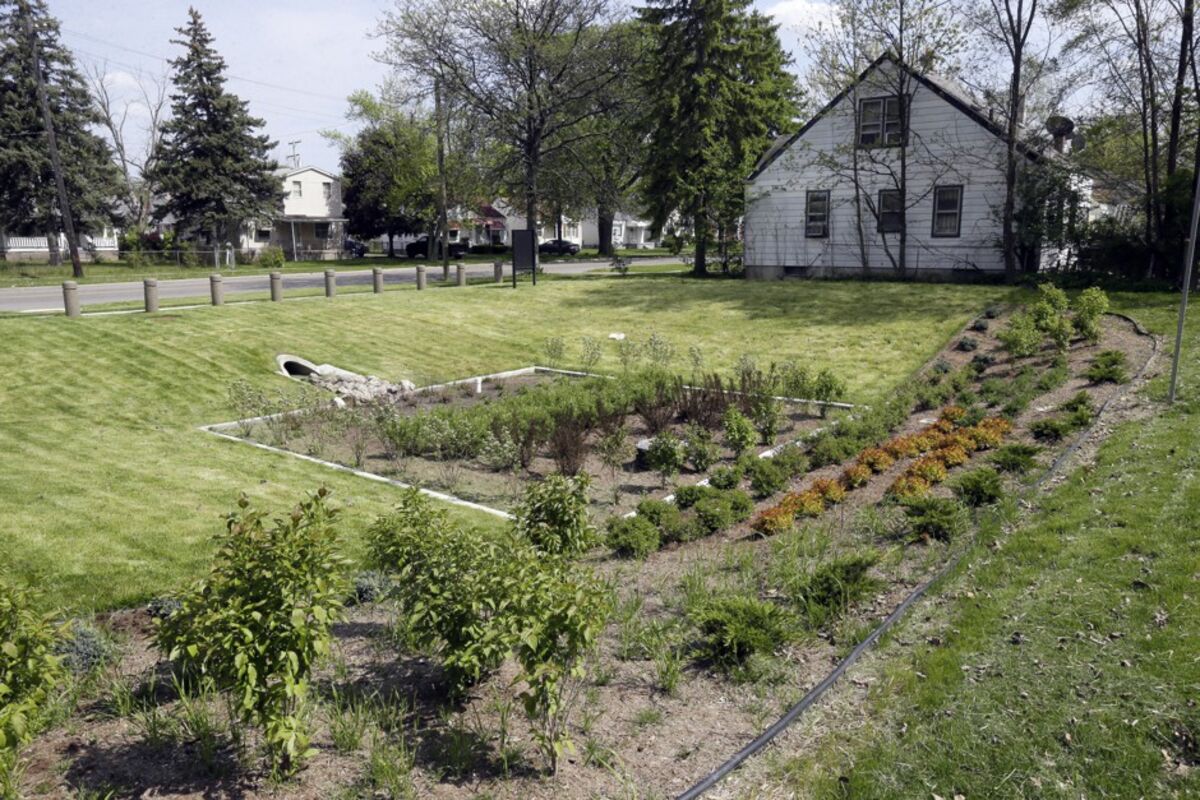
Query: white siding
xmin=745 ymin=62 xmax=1020 ymax=277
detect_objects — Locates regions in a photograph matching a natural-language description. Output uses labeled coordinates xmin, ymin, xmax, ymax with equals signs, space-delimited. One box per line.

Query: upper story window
xmin=254 ymin=228 xmax=272 ymax=242
xmin=858 ymin=96 xmax=903 ymax=147
xmin=291 ymin=180 xmax=302 ymax=198
xmin=932 ymin=185 xmax=963 ymax=237
xmin=805 ymin=190 xmax=830 ymax=238
xmin=322 ymin=181 xmax=332 ymax=200
xmin=877 ymin=189 xmax=904 ymax=233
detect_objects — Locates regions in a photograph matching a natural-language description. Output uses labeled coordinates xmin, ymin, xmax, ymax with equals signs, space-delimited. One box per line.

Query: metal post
xmin=324 ymin=269 xmax=336 ymax=298
xmin=416 ymin=265 xmax=426 ymax=290
xmin=456 ymin=262 xmax=466 ymax=286
xmin=290 ymin=220 xmax=298 ymax=262
xmin=61 ymin=280 xmax=79 ymax=318
xmin=270 ymin=271 xmax=282 ymax=301
xmin=372 ymin=267 xmax=384 ymax=293
xmin=494 ymin=261 xmax=503 ymax=283
xmin=210 ymin=273 xmax=223 ymax=306
xmin=143 ymin=278 xmax=158 ymax=313
xmin=1168 ymin=164 xmax=1200 ymax=403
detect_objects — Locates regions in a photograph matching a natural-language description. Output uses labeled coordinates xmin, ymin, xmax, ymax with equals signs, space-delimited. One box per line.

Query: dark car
xmin=343 ymin=238 xmax=368 ymax=257
xmin=538 ymin=238 xmax=580 ymax=256
xmin=406 ymin=235 xmax=469 ymax=259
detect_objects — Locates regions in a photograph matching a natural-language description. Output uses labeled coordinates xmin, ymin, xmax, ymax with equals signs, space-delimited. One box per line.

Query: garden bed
xmin=11 ymin=300 xmax=1158 ymax=800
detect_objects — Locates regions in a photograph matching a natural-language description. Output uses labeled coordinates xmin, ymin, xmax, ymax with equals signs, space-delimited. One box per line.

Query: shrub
xmin=787 ymin=489 xmax=826 ymax=518
xmin=747 ymin=457 xmax=788 ymax=498
xmin=751 ymin=504 xmax=795 ymax=537
xmin=368 ymin=488 xmax=450 ymax=570
xmin=513 ymin=473 xmax=595 ymax=556
xmin=970 ymin=318 xmax=989 ymax=332
xmin=940 ymin=405 xmax=967 ymax=423
xmin=349 ymin=570 xmax=396 ymax=605
xmin=542 ymin=336 xmax=566 ymax=367
xmin=683 ymin=425 xmax=719 ymax=472
xmin=55 ymin=620 xmax=112 ymax=675
xmin=950 ymin=467 xmax=1004 ymax=507
xmin=991 ymin=443 xmax=1041 ymax=474
xmin=789 ymin=553 xmax=879 ymax=628
xmin=933 ymin=444 xmax=969 ymax=467
xmin=645 ymin=431 xmax=685 ymax=484
xmin=1073 ymin=286 xmax=1110 ymax=343
xmin=772 ymin=444 xmax=810 ymax=477
xmin=674 ymin=483 xmax=717 ymax=509
xmin=810 ymin=477 xmax=847 ymax=504
xmin=258 ymin=245 xmax=285 ymax=270
xmin=888 ymin=474 xmax=932 ymax=500
xmin=1086 ymin=350 xmax=1129 ymax=384
xmin=595 ymin=424 xmax=634 ymax=475
xmin=970 ymin=353 xmax=996 ymax=373
xmin=1030 ymin=417 xmax=1073 ymax=441
xmin=751 ymin=398 xmax=783 ymax=445
xmin=997 ymin=312 xmax=1042 ymax=358
xmin=908 ymin=456 xmax=948 ymax=484
xmin=694 ymin=496 xmax=735 ymax=534
xmin=902 ymin=496 xmax=969 ymax=542
xmin=842 ymin=462 xmax=872 ymax=488
xmin=859 ymin=447 xmax=895 ymax=473
xmin=724 ymin=489 xmax=754 ymax=521
xmin=708 ymin=464 xmax=744 ymax=490
xmin=722 ymin=406 xmax=757 ymax=456
xmin=964 ymin=421 xmax=1004 ymax=449
xmin=155 ymin=490 xmax=349 ymax=772
xmin=631 ymin=370 xmax=679 ymax=433
xmin=636 ymin=498 xmax=681 ymax=531
xmin=0 ymin=583 xmax=64 ymax=750
xmin=1061 ymin=390 xmax=1094 ymax=415
xmin=691 ymin=596 xmax=794 ymax=668
xmin=479 ymin=431 xmax=521 ymax=472
xmin=607 ymin=516 xmax=661 ymax=559
xmin=955 ymin=336 xmax=979 ymax=352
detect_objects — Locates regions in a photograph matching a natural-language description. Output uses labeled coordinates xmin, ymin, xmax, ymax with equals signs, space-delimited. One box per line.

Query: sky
xmin=49 ymin=0 xmax=835 ymax=174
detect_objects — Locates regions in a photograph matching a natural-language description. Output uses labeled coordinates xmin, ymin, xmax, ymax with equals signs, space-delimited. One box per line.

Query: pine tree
xmin=0 ymin=0 xmax=123 ymax=264
xmin=639 ymin=0 xmax=800 ymax=274
xmin=149 ymin=7 xmax=281 ymax=251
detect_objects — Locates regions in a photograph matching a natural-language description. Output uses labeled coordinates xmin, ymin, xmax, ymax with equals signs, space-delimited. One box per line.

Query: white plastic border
xmin=202 ymin=364 xmax=860 ymax=521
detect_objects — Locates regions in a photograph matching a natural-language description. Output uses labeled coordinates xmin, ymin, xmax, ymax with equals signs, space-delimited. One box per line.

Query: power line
xmin=61 ymin=27 xmax=351 ymax=103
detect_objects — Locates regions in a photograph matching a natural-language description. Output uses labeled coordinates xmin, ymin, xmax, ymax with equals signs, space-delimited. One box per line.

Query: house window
xmin=932 ymin=185 xmax=963 ymax=237
xmin=292 ymin=180 xmax=302 ymax=198
xmin=877 ymin=189 xmax=904 ymax=233
xmin=805 ymin=190 xmax=830 ymax=238
xmin=322 ymin=182 xmax=332 ymax=200
xmin=254 ymin=228 xmax=272 ymax=242
xmin=858 ymin=96 xmax=903 ymax=147
xmin=314 ymin=222 xmax=330 ymax=239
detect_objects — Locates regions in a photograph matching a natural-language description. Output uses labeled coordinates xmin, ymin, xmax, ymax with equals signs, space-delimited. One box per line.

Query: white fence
xmin=2 ymin=232 xmax=120 ymax=255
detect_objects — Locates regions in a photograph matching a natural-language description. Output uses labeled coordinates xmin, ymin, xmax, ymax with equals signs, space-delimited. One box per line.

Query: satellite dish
xmin=1045 ymin=115 xmax=1075 ymax=137
xmin=1070 ymin=132 xmax=1087 ymax=152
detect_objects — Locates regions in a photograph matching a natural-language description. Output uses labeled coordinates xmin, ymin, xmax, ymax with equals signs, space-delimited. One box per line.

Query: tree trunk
xmin=46 ymin=228 xmax=60 ymax=266
xmin=435 ymin=79 xmax=450 ymax=272
xmin=1167 ymin=0 xmax=1194 ymax=176
xmin=598 ymin=206 xmax=615 ymax=256
xmin=1002 ymin=55 xmax=1022 ymax=279
xmin=525 ymin=151 xmax=539 ymax=272
xmin=387 ymin=232 xmax=395 ymax=258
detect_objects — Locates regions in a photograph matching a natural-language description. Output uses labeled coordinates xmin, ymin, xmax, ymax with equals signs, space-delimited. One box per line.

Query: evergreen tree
xmin=149 ymin=7 xmax=281 ymax=252
xmin=0 ymin=0 xmax=122 ymax=265
xmin=638 ymin=0 xmax=800 ymax=274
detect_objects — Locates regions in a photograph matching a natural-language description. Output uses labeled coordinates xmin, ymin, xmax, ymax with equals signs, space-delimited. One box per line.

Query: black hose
xmin=675 ymin=313 xmax=1159 ymax=800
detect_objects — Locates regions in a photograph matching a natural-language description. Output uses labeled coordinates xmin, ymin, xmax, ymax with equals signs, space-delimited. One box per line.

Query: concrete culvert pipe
xmin=276 ymin=354 xmax=319 ymax=378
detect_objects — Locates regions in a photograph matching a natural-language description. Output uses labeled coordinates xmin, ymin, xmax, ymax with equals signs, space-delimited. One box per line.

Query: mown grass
xmin=0 ymin=274 xmax=1007 ymax=612
xmin=767 ymin=291 xmax=1200 ymax=799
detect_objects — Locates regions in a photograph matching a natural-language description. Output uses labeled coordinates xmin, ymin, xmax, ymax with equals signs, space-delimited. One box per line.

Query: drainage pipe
xmin=674 ymin=314 xmax=1160 ymax=800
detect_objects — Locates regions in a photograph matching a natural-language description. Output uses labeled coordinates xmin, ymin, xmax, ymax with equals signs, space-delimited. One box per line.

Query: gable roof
xmin=748 ymin=53 xmax=1043 ymax=181
xmin=282 ymin=165 xmax=340 ymax=181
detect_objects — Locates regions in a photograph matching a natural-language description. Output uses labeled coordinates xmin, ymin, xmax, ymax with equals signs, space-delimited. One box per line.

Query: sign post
xmin=512 ymin=229 xmax=536 ymax=288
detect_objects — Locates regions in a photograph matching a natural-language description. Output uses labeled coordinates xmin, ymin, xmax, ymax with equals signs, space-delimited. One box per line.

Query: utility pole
xmin=1167 ymin=157 xmax=1200 ymax=403
xmin=20 ymin=0 xmax=84 ymax=279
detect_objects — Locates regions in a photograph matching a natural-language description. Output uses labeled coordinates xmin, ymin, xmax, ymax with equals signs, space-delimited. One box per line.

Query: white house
xmin=581 ymin=212 xmax=658 ymax=250
xmin=242 ymin=166 xmax=346 ymax=260
xmin=744 ymin=54 xmax=1048 ymax=280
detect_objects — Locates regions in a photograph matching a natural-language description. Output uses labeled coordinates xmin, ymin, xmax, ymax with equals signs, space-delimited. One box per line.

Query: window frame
xmin=876 ymin=189 xmax=904 ymax=233
xmin=857 ymin=96 xmax=904 ymax=148
xmin=322 ymin=181 xmax=332 ymax=200
xmin=313 ymin=222 xmax=330 ymax=240
xmin=254 ymin=228 xmax=272 ymax=243
xmin=805 ymin=190 xmax=831 ymax=238
xmin=291 ymin=180 xmax=302 ymax=198
xmin=931 ymin=184 xmax=963 ymax=238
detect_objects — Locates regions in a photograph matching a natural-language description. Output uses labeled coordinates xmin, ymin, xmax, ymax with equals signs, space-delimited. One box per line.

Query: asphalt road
xmin=0 ymin=258 xmax=677 ymax=314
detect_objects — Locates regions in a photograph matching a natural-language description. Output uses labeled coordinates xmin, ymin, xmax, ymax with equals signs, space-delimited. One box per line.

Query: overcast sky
xmin=50 ymin=0 xmax=833 ymax=174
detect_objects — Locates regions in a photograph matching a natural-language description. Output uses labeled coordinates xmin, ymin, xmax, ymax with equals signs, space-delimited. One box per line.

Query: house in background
xmin=581 ymin=212 xmax=658 ymax=250
xmin=0 ymin=229 xmax=120 ymax=262
xmin=744 ymin=54 xmax=1049 ymax=280
xmin=242 ymin=165 xmax=346 ymax=260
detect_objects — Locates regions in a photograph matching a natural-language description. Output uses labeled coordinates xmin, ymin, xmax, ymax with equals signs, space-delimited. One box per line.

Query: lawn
xmin=0 ymin=274 xmax=1008 ymax=612
xmin=751 ymin=290 xmax=1200 ymax=799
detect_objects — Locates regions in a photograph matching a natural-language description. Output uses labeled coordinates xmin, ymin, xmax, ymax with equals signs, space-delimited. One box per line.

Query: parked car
xmin=343 ymin=238 xmax=368 ymax=257
xmin=538 ymin=238 xmax=580 ymax=256
xmin=406 ymin=235 xmax=469 ymax=259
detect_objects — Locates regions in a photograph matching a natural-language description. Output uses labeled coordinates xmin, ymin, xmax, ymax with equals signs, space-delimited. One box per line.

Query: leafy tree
xmin=331 ymin=92 xmax=437 ymax=256
xmin=148 ymin=7 xmax=281 ymax=260
xmin=639 ymin=0 xmax=800 ymax=274
xmin=0 ymin=0 xmax=123 ymax=267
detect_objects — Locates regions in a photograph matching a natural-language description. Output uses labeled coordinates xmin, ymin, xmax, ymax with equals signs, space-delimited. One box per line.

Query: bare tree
xmin=85 ymin=62 xmax=168 ymax=232
xmin=377 ymin=0 xmax=633 ymax=255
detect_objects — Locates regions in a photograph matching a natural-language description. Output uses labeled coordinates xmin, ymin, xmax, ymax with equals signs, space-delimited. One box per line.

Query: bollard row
xmin=63 ymin=263 xmax=495 ymax=317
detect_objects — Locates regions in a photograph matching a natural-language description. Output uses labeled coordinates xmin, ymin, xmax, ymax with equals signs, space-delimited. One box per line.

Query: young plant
xmin=645 ymin=332 xmax=675 ymax=367
xmin=722 ymin=406 xmax=757 ymax=457
xmin=514 ymin=473 xmax=596 ymax=556
xmin=990 ymin=443 xmax=1041 ymax=474
xmin=1072 ymin=286 xmax=1110 ymax=343
xmin=683 ymin=424 xmax=719 ymax=472
xmin=645 ymin=431 xmax=685 ymax=485
xmin=997 ymin=312 xmax=1042 ymax=358
xmin=596 ymin=423 xmax=635 ymax=477
xmin=606 ymin=516 xmax=661 ymax=559
xmin=691 ymin=595 xmax=795 ymax=670
xmin=950 ymin=467 xmax=1005 ymax=507
xmin=902 ymin=496 xmax=969 ymax=542
xmin=0 ymin=583 xmax=64 ymax=751
xmin=155 ymin=489 xmax=349 ymax=773
xmin=579 ymin=336 xmax=603 ymax=373
xmin=1086 ymin=350 xmax=1129 ymax=384
xmin=750 ymin=398 xmax=783 ymax=445
xmin=747 ymin=457 xmax=787 ymax=498
xmin=542 ymin=336 xmax=566 ymax=368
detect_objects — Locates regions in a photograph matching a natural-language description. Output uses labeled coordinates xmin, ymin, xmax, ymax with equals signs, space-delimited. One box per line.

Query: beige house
xmin=243 ymin=166 xmax=346 ymax=260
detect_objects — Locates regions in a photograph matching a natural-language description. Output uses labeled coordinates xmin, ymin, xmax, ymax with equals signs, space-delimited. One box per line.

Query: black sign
xmin=512 ymin=229 xmax=537 ymax=287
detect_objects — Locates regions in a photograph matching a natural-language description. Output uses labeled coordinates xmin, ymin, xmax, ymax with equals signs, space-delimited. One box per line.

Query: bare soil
xmin=15 ymin=313 xmax=1156 ymax=800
